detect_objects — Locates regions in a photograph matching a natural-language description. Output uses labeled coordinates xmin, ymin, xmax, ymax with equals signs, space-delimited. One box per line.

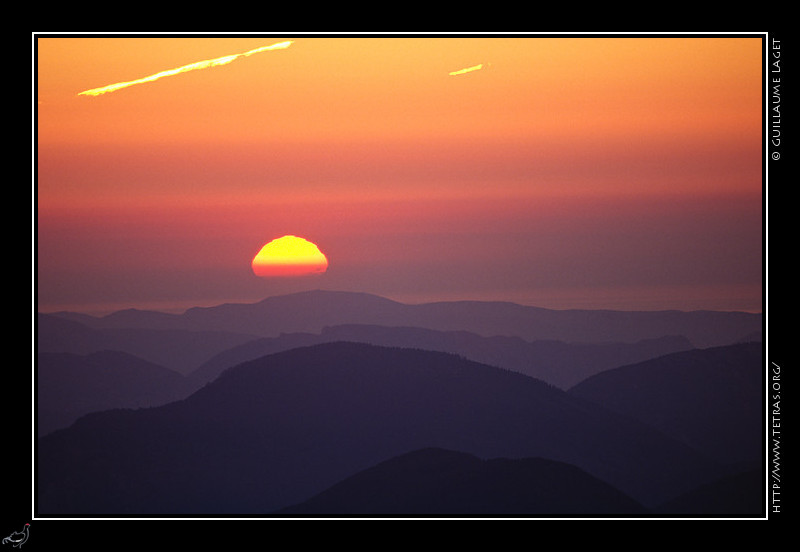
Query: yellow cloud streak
xmin=77 ymin=40 xmax=294 ymax=97
xmin=448 ymin=63 xmax=484 ymax=76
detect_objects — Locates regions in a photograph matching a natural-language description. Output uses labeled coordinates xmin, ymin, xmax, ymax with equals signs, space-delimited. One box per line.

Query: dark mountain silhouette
xmin=276 ymin=448 xmax=647 ymax=516
xmin=37 ymin=342 xmax=722 ymax=515
xmin=191 ymin=324 xmax=693 ymax=389
xmin=655 ymin=469 xmax=763 ymax=517
xmin=45 ymin=289 xmax=762 ymax=349
xmin=568 ymin=342 xmax=763 ymax=466
xmin=37 ymin=350 xmax=197 ymax=437
xmin=37 ymin=313 xmax=258 ymax=375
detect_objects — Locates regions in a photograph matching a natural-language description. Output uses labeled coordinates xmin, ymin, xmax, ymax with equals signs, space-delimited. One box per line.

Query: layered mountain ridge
xmin=46 ymin=289 xmax=761 ymax=348
xmin=37 ymin=342 xmax=732 ymax=515
xmin=35 ymin=290 xmax=765 ymax=517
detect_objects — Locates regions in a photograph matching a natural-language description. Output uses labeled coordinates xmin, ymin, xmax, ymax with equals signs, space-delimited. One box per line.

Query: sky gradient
xmin=35 ymin=34 xmax=764 ymax=314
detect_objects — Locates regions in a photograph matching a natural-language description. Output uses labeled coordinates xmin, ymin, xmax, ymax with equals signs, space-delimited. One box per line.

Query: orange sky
xmin=35 ymin=34 xmax=764 ymax=314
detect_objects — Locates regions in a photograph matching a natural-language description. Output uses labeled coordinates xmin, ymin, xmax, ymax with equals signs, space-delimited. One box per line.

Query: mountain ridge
xmin=37 ymin=350 xmax=197 ymax=437
xmin=42 ymin=289 xmax=762 ymax=348
xmin=37 ymin=341 xmax=722 ymax=515
xmin=189 ymin=323 xmax=695 ymax=389
xmin=37 ymin=313 xmax=259 ymax=375
xmin=569 ymin=342 xmax=763 ymax=466
xmin=275 ymin=447 xmax=648 ymax=516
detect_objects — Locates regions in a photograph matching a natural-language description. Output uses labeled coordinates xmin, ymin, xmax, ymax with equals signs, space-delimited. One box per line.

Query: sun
xmin=252 ymin=235 xmax=329 ymax=278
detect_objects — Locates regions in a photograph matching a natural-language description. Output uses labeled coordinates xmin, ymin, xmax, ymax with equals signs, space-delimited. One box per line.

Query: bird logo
xmin=2 ymin=524 xmax=29 ymax=548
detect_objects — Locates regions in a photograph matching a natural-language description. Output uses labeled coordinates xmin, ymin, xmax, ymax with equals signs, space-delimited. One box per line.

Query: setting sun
xmin=251 ymin=235 xmax=329 ymax=277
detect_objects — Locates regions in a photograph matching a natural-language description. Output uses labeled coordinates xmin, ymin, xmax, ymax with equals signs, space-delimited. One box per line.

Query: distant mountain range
xmin=37 ymin=342 xmax=749 ymax=516
xmin=38 ymin=288 xmax=760 ymax=391
xmin=38 ymin=290 xmax=716 ymax=429
xmin=46 ymin=289 xmax=762 ymax=348
xmin=35 ymin=291 xmax=765 ymax=517
xmin=37 ymin=313 xmax=258 ymax=376
xmin=36 ymin=314 xmax=698 ymax=438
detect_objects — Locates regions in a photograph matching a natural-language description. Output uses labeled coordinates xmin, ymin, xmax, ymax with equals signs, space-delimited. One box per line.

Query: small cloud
xmin=448 ymin=63 xmax=486 ymax=76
